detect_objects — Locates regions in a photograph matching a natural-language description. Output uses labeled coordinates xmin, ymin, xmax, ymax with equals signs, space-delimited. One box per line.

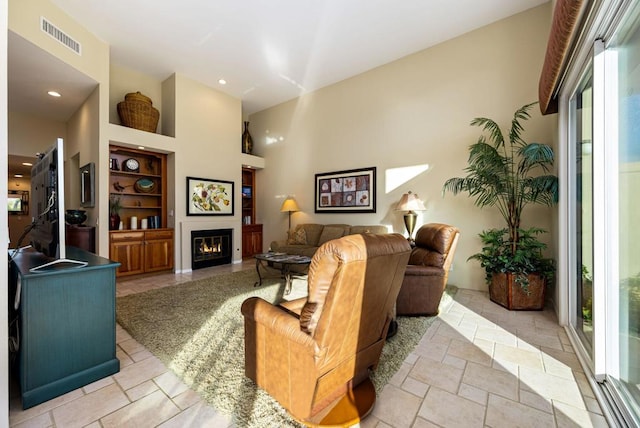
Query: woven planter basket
xmin=117 ymin=92 xmax=159 ymax=133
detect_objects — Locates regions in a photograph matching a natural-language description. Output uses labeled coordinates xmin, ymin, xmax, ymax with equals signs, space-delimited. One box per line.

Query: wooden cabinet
xmin=242 ymin=224 xmax=263 ymax=258
xmin=144 ymin=229 xmax=174 ymax=272
xmin=110 ymin=229 xmax=173 ymax=277
xmin=242 ymin=168 xmax=263 ymax=257
xmin=110 ymin=231 xmax=145 ymax=276
xmin=9 ymin=247 xmax=120 ymax=409
xmin=66 ymin=225 xmax=96 ymax=253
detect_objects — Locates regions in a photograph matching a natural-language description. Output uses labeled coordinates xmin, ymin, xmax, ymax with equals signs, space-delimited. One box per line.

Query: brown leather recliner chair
xmin=396 ymin=223 xmax=460 ymax=316
xmin=241 ymin=233 xmax=411 ymax=424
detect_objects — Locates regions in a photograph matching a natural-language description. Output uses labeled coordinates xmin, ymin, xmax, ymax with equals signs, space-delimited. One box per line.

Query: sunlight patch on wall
xmin=385 ymin=164 xmax=430 ymax=193
xmin=265 ymin=129 xmax=285 ymax=145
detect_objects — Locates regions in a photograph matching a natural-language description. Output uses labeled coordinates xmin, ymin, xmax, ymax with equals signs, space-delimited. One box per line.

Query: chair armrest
xmin=279 ymin=297 xmax=307 ymax=316
xmin=269 ymin=240 xmax=288 ymax=251
xmin=241 ymin=297 xmax=315 ymax=348
xmin=405 ymin=264 xmax=445 ymax=277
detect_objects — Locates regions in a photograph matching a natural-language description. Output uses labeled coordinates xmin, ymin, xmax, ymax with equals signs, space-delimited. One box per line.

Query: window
xmin=570 ymin=68 xmax=594 ymax=354
xmin=564 ymin=1 xmax=640 ymax=424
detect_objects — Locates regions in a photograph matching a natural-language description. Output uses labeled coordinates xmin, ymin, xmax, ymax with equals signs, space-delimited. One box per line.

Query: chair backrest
xmin=299 ymin=233 xmax=411 ymax=369
xmin=409 ymin=223 xmax=460 ymax=269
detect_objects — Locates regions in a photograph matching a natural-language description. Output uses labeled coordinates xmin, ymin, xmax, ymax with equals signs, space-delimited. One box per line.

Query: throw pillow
xmin=317 ymin=226 xmax=346 ymax=246
xmin=287 ymin=227 xmax=307 ymax=245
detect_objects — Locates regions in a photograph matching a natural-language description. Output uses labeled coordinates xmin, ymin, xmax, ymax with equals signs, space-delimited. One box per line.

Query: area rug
xmin=116 ymin=269 xmax=456 ymax=427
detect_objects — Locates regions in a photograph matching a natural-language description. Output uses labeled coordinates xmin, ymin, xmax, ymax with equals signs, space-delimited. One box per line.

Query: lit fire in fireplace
xmin=200 ymin=240 xmax=221 ymax=254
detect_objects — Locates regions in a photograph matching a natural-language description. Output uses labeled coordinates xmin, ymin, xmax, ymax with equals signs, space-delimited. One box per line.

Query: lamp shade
xmin=395 ymin=191 xmax=426 ymax=212
xmin=280 ymin=197 xmax=300 ymax=213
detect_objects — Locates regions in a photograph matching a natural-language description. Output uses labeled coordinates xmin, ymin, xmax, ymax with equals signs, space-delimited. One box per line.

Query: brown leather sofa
xmin=269 ymin=223 xmax=389 ymax=257
xmin=241 ymin=233 xmax=411 ymax=423
xmin=396 ymin=223 xmax=460 ymax=316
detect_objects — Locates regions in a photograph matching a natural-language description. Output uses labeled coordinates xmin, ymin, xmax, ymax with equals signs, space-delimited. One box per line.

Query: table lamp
xmin=396 ymin=191 xmax=426 ymax=242
xmin=280 ymin=197 xmax=300 ymax=231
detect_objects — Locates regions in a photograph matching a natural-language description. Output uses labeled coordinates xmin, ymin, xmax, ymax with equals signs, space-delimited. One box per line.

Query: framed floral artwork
xmin=315 ymin=167 xmax=376 ymax=213
xmin=187 ymin=176 xmax=234 ymax=216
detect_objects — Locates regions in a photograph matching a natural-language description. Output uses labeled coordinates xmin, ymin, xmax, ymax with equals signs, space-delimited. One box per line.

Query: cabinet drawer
xmin=145 ymin=229 xmax=173 ymax=240
xmin=110 ymin=231 xmax=145 ymax=242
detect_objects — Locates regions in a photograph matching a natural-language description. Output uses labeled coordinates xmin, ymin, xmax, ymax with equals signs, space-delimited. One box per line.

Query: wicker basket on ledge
xmin=117 ymin=92 xmax=159 ymax=133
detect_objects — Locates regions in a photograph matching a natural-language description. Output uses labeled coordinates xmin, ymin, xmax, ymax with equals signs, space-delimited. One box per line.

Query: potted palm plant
xmin=443 ymin=102 xmax=558 ymax=310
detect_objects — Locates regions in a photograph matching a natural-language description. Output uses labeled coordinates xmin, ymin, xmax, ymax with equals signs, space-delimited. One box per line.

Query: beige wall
xmin=109 ymin=65 xmax=166 ymax=135
xmin=8 ymin=111 xmax=67 ymax=156
xmin=9 ymin=0 xmax=109 ymax=84
xmin=66 ymin=86 xmax=100 ymax=232
xmin=250 ymin=3 xmax=556 ymax=291
xmin=173 ymin=74 xmax=243 ymax=270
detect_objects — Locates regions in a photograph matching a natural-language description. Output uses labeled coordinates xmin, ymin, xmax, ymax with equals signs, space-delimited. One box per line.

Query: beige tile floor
xmin=9 ymin=261 xmax=610 ymax=427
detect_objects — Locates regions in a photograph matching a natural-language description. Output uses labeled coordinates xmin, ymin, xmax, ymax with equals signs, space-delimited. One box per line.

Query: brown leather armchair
xmin=396 ymin=223 xmax=460 ymax=316
xmin=241 ymin=233 xmax=411 ymax=424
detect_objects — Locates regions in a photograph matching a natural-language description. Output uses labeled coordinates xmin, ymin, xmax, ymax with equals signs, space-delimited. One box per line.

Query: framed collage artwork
xmin=314 ymin=167 xmax=376 ymax=213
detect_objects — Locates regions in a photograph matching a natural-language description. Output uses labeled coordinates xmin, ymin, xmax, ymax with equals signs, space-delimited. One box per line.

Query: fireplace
xmin=191 ymin=228 xmax=233 ymax=270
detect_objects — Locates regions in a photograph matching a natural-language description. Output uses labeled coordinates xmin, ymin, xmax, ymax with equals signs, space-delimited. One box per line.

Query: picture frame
xmin=8 ymin=190 xmax=29 ymax=215
xmin=315 ymin=167 xmax=376 ymax=213
xmin=80 ymin=162 xmax=95 ymax=208
xmin=186 ymin=176 xmax=234 ymax=216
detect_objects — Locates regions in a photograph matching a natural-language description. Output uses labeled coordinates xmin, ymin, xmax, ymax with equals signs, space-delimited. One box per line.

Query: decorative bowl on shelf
xmin=134 ymin=178 xmax=156 ymax=193
xmin=65 ymin=209 xmax=87 ymax=225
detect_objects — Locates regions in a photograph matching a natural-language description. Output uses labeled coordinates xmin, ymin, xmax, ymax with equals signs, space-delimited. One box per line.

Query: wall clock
xmin=123 ymin=158 xmax=140 ymax=173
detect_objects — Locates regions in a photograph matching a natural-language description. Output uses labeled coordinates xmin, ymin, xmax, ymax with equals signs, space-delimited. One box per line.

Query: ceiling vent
xmin=40 ymin=17 xmax=81 ymax=55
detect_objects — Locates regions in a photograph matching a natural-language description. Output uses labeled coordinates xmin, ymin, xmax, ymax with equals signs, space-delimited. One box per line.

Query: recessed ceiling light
xmin=138 ymin=146 xmax=145 ymax=150
xmin=48 ymin=91 xmax=61 ymax=97
xmin=218 ymin=79 xmax=227 ymax=85
xmin=14 ymin=174 xmax=23 ymax=178
xmin=21 ymin=162 xmax=32 ymax=166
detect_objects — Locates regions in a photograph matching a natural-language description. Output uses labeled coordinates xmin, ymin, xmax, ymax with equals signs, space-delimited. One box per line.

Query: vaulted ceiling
xmin=8 ymin=0 xmax=548 ymax=174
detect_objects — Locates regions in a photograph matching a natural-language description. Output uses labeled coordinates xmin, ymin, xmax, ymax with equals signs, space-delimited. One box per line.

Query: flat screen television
xmin=29 ymin=138 xmax=87 ymax=272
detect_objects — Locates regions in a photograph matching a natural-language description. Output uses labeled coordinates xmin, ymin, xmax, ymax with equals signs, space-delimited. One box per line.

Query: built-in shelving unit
xmin=242 ymin=167 xmax=262 ymax=257
xmin=109 ymin=144 xmax=173 ymax=276
xmin=109 ymin=145 xmax=167 ymax=227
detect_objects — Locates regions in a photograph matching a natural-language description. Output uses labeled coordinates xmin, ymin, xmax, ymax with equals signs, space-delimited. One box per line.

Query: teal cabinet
xmin=9 ymin=247 xmax=120 ymax=409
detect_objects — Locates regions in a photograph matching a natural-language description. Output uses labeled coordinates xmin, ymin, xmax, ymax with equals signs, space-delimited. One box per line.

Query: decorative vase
xmin=109 ymin=214 xmax=121 ymax=231
xmin=242 ymin=121 xmax=253 ymax=154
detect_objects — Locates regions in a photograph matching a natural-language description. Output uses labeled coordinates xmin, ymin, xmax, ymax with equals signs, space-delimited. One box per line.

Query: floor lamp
xmin=280 ymin=197 xmax=300 ymax=232
xmin=396 ymin=191 xmax=426 ymax=242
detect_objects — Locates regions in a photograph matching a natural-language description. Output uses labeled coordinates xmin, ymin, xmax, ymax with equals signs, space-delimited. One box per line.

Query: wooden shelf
xmin=110 ymin=191 xmax=162 ymax=197
xmin=110 ymin=171 xmax=163 ymax=179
